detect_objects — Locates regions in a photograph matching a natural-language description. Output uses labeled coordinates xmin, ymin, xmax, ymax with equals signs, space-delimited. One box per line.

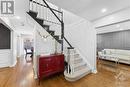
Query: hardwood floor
xmin=0 ymin=58 xmax=130 ymax=87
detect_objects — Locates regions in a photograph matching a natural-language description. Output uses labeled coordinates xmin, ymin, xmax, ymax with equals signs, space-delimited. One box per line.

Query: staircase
xmin=64 ymin=48 xmax=91 ymax=81
xmin=27 ymin=0 xmax=91 ymax=81
xmin=27 ymin=10 xmax=62 ymax=44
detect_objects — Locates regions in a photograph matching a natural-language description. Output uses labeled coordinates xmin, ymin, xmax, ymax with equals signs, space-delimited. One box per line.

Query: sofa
xmin=98 ymin=49 xmax=130 ymax=64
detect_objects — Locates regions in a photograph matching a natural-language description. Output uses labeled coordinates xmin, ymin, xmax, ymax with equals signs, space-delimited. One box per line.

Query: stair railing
xmin=42 ymin=0 xmax=65 ymax=52
xmin=29 ymin=0 xmax=64 ymax=51
xmin=30 ymin=0 xmax=73 ymax=50
xmin=29 ymin=0 xmax=62 ymax=24
xmin=29 ymin=0 xmax=75 ymax=73
xmin=63 ymin=37 xmax=73 ymax=49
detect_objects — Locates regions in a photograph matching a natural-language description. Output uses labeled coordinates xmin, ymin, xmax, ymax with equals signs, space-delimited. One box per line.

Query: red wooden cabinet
xmin=37 ymin=54 xmax=64 ymax=83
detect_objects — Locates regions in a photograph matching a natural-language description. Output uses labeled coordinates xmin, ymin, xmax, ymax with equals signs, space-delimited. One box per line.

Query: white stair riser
xmin=68 ymin=50 xmax=76 ymax=54
xmin=64 ymin=49 xmax=76 ymax=54
xmin=74 ymin=59 xmax=82 ymax=64
xmin=64 ymin=48 xmax=91 ymax=82
xmin=74 ymin=64 xmax=87 ymax=72
xmin=69 ymin=54 xmax=80 ymax=58
xmin=64 ymin=68 xmax=91 ymax=82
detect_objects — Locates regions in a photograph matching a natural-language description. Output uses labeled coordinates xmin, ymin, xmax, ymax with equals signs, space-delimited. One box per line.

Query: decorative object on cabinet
xmin=37 ymin=30 xmax=50 ymax=42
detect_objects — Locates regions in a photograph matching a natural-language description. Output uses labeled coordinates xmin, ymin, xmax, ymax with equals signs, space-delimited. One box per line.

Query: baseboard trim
xmin=33 ymin=66 xmax=38 ymax=79
xmin=91 ymin=69 xmax=97 ymax=74
xmin=9 ymin=60 xmax=17 ymax=67
xmin=0 ymin=63 xmax=10 ymax=68
xmin=34 ymin=75 xmax=38 ymax=79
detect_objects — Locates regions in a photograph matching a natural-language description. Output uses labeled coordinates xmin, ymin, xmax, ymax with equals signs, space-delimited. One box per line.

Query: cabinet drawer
xmin=39 ymin=58 xmax=52 ymax=65
xmin=38 ymin=54 xmax=65 ymax=79
xmin=39 ymin=62 xmax=52 ymax=71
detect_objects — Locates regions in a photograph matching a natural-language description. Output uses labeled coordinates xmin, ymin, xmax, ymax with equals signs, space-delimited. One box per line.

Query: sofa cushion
xmin=115 ymin=50 xmax=130 ymax=56
xmin=117 ymin=55 xmax=130 ymax=61
xmin=104 ymin=49 xmax=116 ymax=55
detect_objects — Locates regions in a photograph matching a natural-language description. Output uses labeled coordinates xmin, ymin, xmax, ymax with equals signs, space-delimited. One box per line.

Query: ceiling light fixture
xmin=119 ymin=28 xmax=123 ymax=30
xmin=15 ymin=16 xmax=21 ymax=19
xmin=116 ymin=24 xmax=120 ymax=28
xmin=101 ymin=8 xmax=107 ymax=13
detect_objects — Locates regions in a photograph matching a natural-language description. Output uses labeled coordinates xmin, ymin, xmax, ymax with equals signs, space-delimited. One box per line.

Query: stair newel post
xmin=67 ymin=49 xmax=70 ymax=74
xmin=72 ymin=49 xmax=75 ymax=74
xmin=70 ymin=49 xmax=74 ymax=75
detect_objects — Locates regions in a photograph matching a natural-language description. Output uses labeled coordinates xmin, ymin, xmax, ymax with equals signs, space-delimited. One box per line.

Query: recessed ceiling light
xmin=109 ymin=16 xmax=114 ymax=20
xmin=116 ymin=24 xmax=120 ymax=28
xmin=15 ymin=16 xmax=21 ymax=19
xmin=119 ymin=28 xmax=123 ymax=30
xmin=101 ymin=8 xmax=107 ymax=13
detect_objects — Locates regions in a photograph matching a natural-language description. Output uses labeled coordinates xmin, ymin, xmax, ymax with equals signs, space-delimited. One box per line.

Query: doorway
xmin=17 ymin=34 xmax=34 ymax=62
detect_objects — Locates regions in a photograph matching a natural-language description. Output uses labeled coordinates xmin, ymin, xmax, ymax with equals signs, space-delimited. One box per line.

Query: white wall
xmin=11 ymin=31 xmax=18 ymax=66
xmin=17 ymin=35 xmax=21 ymax=57
xmin=0 ymin=28 xmax=17 ymax=68
xmin=0 ymin=50 xmax=12 ymax=67
xmin=0 ymin=18 xmax=20 ymax=67
xmin=0 ymin=18 xmax=13 ymax=68
xmin=64 ymin=10 xmax=97 ymax=72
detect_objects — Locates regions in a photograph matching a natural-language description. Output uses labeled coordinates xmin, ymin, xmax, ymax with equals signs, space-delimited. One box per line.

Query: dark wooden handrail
xmin=42 ymin=0 xmax=62 ymax=23
xmin=29 ymin=0 xmax=74 ymax=51
xmin=63 ymin=37 xmax=73 ymax=49
xmin=30 ymin=0 xmax=62 ymax=14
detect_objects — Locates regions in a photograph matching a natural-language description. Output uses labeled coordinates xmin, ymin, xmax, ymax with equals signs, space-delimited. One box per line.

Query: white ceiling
xmin=6 ymin=0 xmax=130 ymax=34
xmin=6 ymin=0 xmax=33 ymax=35
xmin=48 ymin=0 xmax=130 ymax=21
